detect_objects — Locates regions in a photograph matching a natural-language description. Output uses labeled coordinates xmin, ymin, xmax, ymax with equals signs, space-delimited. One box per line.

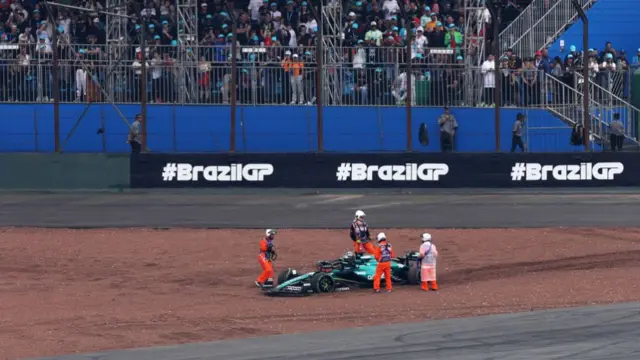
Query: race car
xmin=264 ymin=250 xmax=422 ymax=296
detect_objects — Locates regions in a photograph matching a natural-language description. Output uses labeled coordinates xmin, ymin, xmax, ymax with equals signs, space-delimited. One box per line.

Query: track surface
xmin=16 ymin=189 xmax=640 ymax=360
xmin=34 ymin=302 xmax=640 ymax=360
xmin=2 ymin=190 xmax=640 ymax=228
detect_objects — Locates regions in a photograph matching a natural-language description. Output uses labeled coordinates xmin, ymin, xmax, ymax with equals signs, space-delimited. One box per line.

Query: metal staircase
xmin=543 ymin=72 xmax=640 ymax=151
xmin=498 ymin=0 xmax=596 ymax=57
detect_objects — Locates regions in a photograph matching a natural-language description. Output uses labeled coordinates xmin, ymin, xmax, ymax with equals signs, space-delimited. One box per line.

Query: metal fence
xmin=0 ymin=44 xmax=466 ymax=105
xmin=1 ymin=43 xmax=639 ymax=110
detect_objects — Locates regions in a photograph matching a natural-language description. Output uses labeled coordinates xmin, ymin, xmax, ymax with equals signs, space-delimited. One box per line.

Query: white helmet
xmin=377 ymin=232 xmax=387 ymax=242
xmin=355 ymin=210 xmax=366 ymax=219
xmin=265 ymin=229 xmax=277 ymax=237
xmin=421 ymin=233 xmax=432 ymax=242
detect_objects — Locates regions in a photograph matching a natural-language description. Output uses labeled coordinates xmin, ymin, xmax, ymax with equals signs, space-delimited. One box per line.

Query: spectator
xmin=75 ymin=50 xmax=88 ymax=102
xmin=198 ymin=55 xmax=212 ymax=103
xmin=288 ymin=53 xmax=304 ymax=104
xmin=534 ymin=50 xmax=549 ymax=73
xmin=480 ymin=54 xmax=496 ymax=106
xmin=382 ymin=0 xmax=400 ymax=21
xmin=150 ymin=51 xmax=163 ymax=103
xmin=414 ymin=27 xmax=428 ymax=58
xmin=425 ymin=13 xmax=437 ymax=31
xmin=353 ymin=40 xmax=366 ymax=69
xmin=564 ymin=44 xmax=577 ymax=63
xmin=632 ymin=49 xmax=640 ymax=65
xmin=499 ymin=55 xmax=514 ymax=106
xmin=506 ymin=48 xmax=522 ymax=69
xmin=600 ymin=41 xmax=617 ymax=60
xmin=391 ymin=67 xmax=416 ymax=105
xmin=617 ymin=50 xmax=629 ymax=71
xmin=587 ymin=53 xmax=599 ymax=80
xmin=521 ymin=57 xmax=539 ymax=106
xmin=365 ymin=21 xmax=382 ymax=47
xmin=444 ymin=24 xmax=462 ymax=55
xmin=248 ymin=0 xmax=263 ymax=25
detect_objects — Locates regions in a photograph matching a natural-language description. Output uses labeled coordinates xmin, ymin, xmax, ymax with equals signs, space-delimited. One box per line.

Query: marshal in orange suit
xmin=373 ymin=232 xmax=394 ymax=293
xmin=256 ymin=229 xmax=277 ymax=288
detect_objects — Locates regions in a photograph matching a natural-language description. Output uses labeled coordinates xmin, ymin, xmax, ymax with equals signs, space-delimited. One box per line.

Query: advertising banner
xmin=130 ymin=153 xmax=640 ymax=188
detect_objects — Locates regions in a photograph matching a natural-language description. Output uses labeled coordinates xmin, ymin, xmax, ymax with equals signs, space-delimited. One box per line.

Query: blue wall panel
xmin=174 ymin=106 xmax=230 ymax=153
xmin=238 ymin=106 xmax=317 ymax=152
xmin=323 ymin=107 xmax=406 ymax=152
xmin=0 ymin=105 xmax=37 ymax=152
xmin=548 ymin=1 xmax=640 ymax=58
xmin=0 ymin=104 xmax=581 ymax=153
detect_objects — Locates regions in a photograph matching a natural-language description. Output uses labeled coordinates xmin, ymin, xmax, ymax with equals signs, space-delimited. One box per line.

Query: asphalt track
xmin=33 ymin=302 xmax=640 ymax=360
xmin=13 ymin=189 xmax=640 ymax=360
xmin=2 ymin=189 xmax=640 ymax=228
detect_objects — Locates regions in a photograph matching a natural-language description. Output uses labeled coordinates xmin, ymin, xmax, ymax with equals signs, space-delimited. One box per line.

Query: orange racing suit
xmin=373 ymin=240 xmax=394 ymax=291
xmin=350 ymin=219 xmax=375 ymax=255
xmin=257 ymin=238 xmax=275 ymax=284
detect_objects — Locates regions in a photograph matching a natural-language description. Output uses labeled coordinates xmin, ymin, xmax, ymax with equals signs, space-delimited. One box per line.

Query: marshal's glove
xmin=355 ymin=240 xmax=362 ymax=244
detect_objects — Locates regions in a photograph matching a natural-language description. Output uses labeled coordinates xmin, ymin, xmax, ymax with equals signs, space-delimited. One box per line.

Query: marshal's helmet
xmin=265 ymin=229 xmax=277 ymax=240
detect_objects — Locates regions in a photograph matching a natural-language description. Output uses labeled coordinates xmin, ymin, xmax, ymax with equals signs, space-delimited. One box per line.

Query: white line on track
xmin=353 ymin=201 xmax=412 ymax=210
xmin=295 ymin=195 xmax=365 ymax=208
xmin=312 ymin=195 xmax=365 ymax=204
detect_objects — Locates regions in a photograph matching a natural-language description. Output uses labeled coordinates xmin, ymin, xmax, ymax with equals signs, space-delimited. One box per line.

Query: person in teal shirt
xmin=632 ymin=48 xmax=640 ymax=65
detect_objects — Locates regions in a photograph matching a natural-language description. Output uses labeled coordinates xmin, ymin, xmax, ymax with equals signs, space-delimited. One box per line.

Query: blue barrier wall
xmin=0 ymin=104 xmax=583 ymax=153
xmin=549 ymin=1 xmax=640 ymax=58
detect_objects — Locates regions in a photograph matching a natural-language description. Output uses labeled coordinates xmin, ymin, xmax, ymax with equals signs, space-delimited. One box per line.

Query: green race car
xmin=264 ymin=250 xmax=422 ymax=296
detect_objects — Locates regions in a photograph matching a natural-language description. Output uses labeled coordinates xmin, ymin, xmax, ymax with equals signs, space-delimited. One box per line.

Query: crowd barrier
xmin=1 ymin=44 xmax=638 ymax=107
xmin=130 ymin=152 xmax=640 ymax=188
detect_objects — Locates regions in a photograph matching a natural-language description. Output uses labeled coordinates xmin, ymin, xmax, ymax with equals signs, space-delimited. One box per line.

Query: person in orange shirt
xmin=350 ymin=210 xmax=375 ymax=255
xmin=256 ymin=229 xmax=277 ymax=289
xmin=289 ymin=54 xmax=305 ymax=104
xmin=373 ymin=232 xmax=394 ymax=293
xmin=425 ymin=12 xmax=438 ymax=31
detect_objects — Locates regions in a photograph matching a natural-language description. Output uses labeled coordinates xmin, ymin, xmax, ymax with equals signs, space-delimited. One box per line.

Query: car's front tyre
xmin=311 ymin=273 xmax=336 ymax=293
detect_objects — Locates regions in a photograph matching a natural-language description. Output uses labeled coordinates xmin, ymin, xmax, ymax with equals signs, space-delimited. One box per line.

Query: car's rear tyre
xmin=407 ymin=262 xmax=421 ymax=285
xmin=277 ymin=268 xmax=297 ymax=285
xmin=311 ymin=272 xmax=335 ymax=293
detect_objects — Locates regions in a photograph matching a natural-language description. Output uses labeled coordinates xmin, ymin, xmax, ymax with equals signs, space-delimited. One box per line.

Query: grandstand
xmin=0 ymin=0 xmax=535 ymax=105
xmin=0 ymin=0 xmax=638 ymax=150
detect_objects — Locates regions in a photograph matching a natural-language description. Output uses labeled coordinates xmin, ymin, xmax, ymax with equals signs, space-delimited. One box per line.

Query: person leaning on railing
xmin=286 ymin=53 xmax=304 ymax=105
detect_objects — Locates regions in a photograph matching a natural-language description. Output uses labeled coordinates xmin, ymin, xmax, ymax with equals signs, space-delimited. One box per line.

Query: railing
xmin=0 ymin=44 xmax=467 ymax=106
xmin=599 ymin=66 xmax=638 ymax=102
xmin=499 ymin=0 xmax=595 ymax=57
xmin=574 ymin=71 xmax=639 ymax=143
xmin=542 ymin=71 xmax=640 ymax=149
xmin=2 ymin=43 xmax=637 ymax=122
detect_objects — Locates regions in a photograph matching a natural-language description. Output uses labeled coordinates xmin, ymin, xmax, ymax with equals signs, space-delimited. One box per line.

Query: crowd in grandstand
xmin=0 ymin=0 xmax=636 ymax=105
